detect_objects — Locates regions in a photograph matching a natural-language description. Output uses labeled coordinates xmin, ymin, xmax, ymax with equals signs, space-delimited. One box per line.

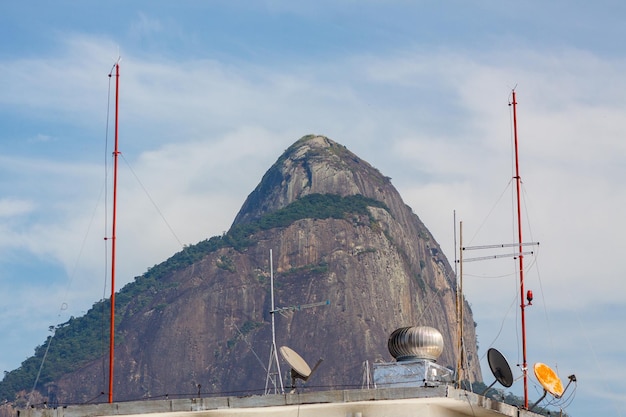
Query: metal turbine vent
xmin=388 ymin=326 xmax=444 ymax=362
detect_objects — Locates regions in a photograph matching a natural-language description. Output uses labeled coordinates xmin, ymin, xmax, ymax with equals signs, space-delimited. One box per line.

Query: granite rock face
xmin=54 ymin=135 xmax=481 ymax=402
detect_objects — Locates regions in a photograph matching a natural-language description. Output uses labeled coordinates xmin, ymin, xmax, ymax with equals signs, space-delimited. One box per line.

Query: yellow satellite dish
xmin=533 ymin=362 xmax=564 ymax=398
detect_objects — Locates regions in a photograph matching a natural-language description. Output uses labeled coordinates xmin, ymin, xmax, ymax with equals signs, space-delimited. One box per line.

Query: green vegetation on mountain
xmin=0 ymin=193 xmax=387 ymax=403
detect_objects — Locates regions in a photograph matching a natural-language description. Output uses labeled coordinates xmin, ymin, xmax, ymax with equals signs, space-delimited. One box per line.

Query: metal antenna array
xmin=264 ymin=249 xmax=283 ymax=394
xmin=264 ymin=249 xmax=330 ymax=394
xmin=455 ymin=223 xmax=539 ymax=388
xmin=273 ymin=300 xmax=330 ymax=317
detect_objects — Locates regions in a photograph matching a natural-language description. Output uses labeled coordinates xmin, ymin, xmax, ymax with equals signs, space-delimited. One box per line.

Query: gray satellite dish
xmin=279 ymin=346 xmax=323 ymax=393
xmin=481 ymin=348 xmax=513 ymax=395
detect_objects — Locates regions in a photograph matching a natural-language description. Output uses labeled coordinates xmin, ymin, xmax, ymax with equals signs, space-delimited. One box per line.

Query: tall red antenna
xmin=108 ymin=61 xmax=120 ymax=404
xmin=511 ymin=89 xmax=529 ymax=409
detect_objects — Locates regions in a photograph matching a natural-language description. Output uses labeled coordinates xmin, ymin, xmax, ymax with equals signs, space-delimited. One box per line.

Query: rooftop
xmin=19 ymin=386 xmax=543 ymax=417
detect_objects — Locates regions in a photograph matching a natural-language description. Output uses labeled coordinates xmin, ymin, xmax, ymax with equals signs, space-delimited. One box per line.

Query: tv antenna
xmin=264 ymin=249 xmax=283 ymax=394
xmin=456 ymin=220 xmax=537 ymax=388
xmin=264 ymin=249 xmax=330 ymax=394
xmin=530 ymin=363 xmax=576 ymax=411
xmin=460 ymin=234 xmax=539 ymax=406
xmin=481 ymin=348 xmax=514 ymax=395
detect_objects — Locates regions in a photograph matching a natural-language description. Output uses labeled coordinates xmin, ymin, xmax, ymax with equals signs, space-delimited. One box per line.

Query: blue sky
xmin=1 ymin=1 xmax=625 ymax=415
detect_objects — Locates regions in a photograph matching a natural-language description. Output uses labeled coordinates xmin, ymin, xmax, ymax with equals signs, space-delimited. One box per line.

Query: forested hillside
xmin=0 ymin=193 xmax=387 ymax=402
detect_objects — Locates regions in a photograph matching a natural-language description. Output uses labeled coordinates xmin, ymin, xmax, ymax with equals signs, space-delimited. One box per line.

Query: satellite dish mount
xmin=279 ymin=346 xmax=323 ymax=393
xmin=530 ymin=363 xmax=576 ymax=411
xmin=481 ymin=348 xmax=514 ymax=395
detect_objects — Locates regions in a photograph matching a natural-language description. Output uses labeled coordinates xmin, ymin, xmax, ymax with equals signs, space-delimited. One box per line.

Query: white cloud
xmin=0 ymin=198 xmax=34 ymax=218
xmin=129 ymin=13 xmax=164 ymax=39
xmin=28 ymin=134 xmax=55 ymax=143
xmin=0 ymin=36 xmax=117 ymax=126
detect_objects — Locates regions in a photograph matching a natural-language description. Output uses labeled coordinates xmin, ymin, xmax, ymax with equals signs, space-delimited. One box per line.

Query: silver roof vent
xmin=387 ymin=326 xmax=444 ymax=362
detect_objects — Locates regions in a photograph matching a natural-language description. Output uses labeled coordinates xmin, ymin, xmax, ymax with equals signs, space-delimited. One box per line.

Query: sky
xmin=0 ymin=1 xmax=624 ymax=415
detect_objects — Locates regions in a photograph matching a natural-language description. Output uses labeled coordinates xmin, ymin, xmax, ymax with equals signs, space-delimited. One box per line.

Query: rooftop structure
xmin=18 ymin=386 xmax=544 ymax=417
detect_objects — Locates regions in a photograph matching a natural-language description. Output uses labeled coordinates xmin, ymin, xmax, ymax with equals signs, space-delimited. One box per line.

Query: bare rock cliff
xmin=54 ymin=135 xmax=481 ymax=402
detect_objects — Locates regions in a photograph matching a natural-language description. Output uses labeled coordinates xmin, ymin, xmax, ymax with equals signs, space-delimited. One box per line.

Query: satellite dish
xmin=530 ymin=362 xmax=577 ymax=411
xmin=279 ymin=346 xmax=323 ymax=393
xmin=280 ymin=346 xmax=312 ymax=378
xmin=533 ymin=363 xmax=564 ymax=397
xmin=481 ymin=348 xmax=513 ymax=395
xmin=488 ymin=348 xmax=514 ymax=388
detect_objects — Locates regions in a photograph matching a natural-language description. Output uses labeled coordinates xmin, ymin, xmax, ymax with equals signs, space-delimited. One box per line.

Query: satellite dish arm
xmin=562 ymin=374 xmax=576 ymax=397
xmin=298 ymin=358 xmax=324 ymax=383
xmin=529 ymin=390 xmax=548 ymax=411
xmin=480 ymin=379 xmax=498 ymax=396
xmin=309 ymin=358 xmax=324 ymax=379
xmin=530 ymin=375 xmax=576 ymax=411
xmin=289 ymin=357 xmax=324 ymax=391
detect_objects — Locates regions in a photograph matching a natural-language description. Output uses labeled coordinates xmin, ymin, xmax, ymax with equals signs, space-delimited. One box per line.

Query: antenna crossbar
xmin=461 ymin=251 xmax=534 ymax=263
xmin=273 ymin=300 xmax=330 ymax=316
xmin=462 ymin=242 xmax=539 ymax=251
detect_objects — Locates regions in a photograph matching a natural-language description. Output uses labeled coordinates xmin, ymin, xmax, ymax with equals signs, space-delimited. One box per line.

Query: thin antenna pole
xmin=265 ymin=249 xmax=284 ymax=394
xmin=108 ymin=61 xmax=120 ymax=404
xmin=453 ymin=210 xmax=458 ymax=280
xmin=456 ymin=221 xmax=464 ymax=387
xmin=455 ymin=215 xmax=459 ymax=387
xmin=269 ymin=250 xmax=280 ymax=390
xmin=511 ymin=89 xmax=529 ymax=409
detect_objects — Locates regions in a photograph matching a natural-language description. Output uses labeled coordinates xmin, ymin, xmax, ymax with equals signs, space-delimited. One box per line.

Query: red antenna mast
xmin=511 ymin=89 xmax=529 ymax=409
xmin=108 ymin=61 xmax=120 ymax=404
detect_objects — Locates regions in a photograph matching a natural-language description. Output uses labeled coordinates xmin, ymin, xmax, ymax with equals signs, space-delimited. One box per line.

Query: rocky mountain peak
xmin=233 ymin=134 xmax=393 ymax=226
